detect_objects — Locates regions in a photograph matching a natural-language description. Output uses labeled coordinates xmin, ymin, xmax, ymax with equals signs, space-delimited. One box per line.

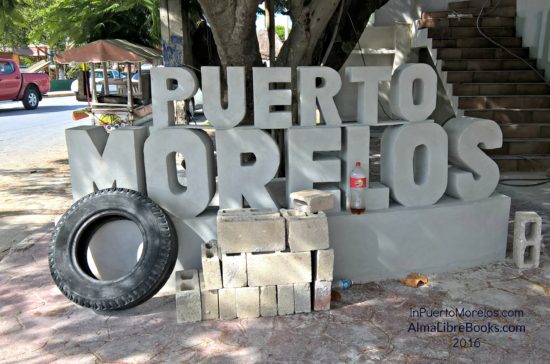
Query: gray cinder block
xmin=313 ymin=249 xmax=334 ymax=281
xmin=201 ymin=240 xmax=223 ymax=290
xmin=175 ymin=270 xmax=202 ymax=323
xmin=236 ymin=287 xmax=260 ymax=319
xmin=513 ymin=211 xmax=542 ymax=269
xmin=219 ymin=288 xmax=237 ymax=320
xmin=198 ymin=272 xmax=219 ymax=321
xmin=313 ymin=280 xmax=332 ymax=311
xmin=247 ymin=251 xmax=312 ymax=286
xmin=277 ymin=284 xmax=295 ymax=315
xmin=281 ymin=209 xmax=329 ymax=252
xmin=260 ymin=286 xmax=277 ymax=317
xmin=294 ymin=283 xmax=312 ymax=314
xmin=217 ymin=208 xmax=286 ymax=254
xmin=290 ymin=189 xmax=336 ymax=213
xmin=221 ymin=251 xmax=247 ymax=288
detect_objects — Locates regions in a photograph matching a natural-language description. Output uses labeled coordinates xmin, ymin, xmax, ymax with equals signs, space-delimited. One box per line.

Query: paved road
xmin=0 ymin=96 xmax=89 ymax=168
xmin=0 ymin=96 xmax=90 ymax=258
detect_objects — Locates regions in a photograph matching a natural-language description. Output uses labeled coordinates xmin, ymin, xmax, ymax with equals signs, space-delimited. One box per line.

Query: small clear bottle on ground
xmin=349 ymin=161 xmax=366 ymax=214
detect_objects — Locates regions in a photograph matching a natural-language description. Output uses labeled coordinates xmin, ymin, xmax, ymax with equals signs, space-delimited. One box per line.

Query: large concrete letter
xmin=286 ymin=127 xmax=342 ymax=208
xmin=253 ymin=67 xmax=292 ymax=129
xmin=66 ymin=126 xmax=147 ymax=200
xmin=381 ymin=122 xmax=448 ymax=207
xmin=390 ymin=64 xmax=437 ymax=122
xmin=201 ymin=66 xmax=246 ymax=129
xmin=216 ymin=128 xmax=280 ymax=209
xmin=346 ymin=66 xmax=392 ymax=125
xmin=144 ymin=127 xmax=215 ymax=218
xmin=298 ymin=67 xmax=342 ymax=126
xmin=151 ymin=67 xmax=198 ymax=128
xmin=444 ymin=117 xmax=503 ymax=201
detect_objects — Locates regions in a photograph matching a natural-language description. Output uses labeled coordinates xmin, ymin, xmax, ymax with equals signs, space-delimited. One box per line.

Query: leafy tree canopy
xmin=0 ymin=0 xmax=161 ymax=49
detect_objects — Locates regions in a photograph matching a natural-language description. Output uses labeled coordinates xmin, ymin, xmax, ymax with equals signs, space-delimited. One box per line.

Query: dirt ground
xmin=0 ymin=152 xmax=74 ymax=260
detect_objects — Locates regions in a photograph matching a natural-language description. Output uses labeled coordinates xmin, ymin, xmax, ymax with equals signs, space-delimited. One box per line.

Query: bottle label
xmin=350 ymin=177 xmax=367 ymax=189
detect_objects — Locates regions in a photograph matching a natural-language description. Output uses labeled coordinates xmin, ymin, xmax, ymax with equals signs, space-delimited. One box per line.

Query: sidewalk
xmin=45 ymin=91 xmax=75 ymax=98
xmin=0 ymin=184 xmax=549 ymax=363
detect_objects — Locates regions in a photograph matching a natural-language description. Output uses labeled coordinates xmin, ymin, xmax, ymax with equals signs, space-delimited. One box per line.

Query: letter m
xmin=66 ymin=126 xmax=147 ymax=200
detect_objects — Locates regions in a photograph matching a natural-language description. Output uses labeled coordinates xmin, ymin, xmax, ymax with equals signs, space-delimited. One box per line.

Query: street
xmin=0 ymin=96 xmax=89 ymax=258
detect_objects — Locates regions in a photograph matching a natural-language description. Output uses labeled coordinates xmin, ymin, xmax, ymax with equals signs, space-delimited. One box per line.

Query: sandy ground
xmin=0 ymin=96 xmax=88 ymax=259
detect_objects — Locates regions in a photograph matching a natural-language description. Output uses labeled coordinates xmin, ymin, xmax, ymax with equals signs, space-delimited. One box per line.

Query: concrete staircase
xmin=420 ymin=0 xmax=550 ymax=172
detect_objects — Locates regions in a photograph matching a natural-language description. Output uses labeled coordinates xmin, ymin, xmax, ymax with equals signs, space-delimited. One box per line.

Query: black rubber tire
xmin=22 ymin=86 xmax=40 ymax=110
xmin=49 ymin=188 xmax=178 ymax=311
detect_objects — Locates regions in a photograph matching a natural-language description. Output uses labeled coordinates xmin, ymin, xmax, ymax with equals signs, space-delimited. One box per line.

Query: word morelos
xmin=66 ymin=64 xmax=503 ymax=220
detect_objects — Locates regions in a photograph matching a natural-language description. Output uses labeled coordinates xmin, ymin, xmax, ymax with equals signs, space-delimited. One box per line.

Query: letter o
xmin=381 ymin=122 xmax=448 ymax=207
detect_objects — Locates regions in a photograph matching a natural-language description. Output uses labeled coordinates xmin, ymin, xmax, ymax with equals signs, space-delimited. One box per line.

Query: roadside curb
xmin=45 ymin=92 xmax=75 ymax=98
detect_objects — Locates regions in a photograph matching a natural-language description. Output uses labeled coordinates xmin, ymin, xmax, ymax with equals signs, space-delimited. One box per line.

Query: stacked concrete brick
xmin=176 ymin=191 xmax=336 ymax=323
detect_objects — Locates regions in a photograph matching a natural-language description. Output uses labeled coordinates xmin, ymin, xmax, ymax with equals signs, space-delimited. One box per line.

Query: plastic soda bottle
xmin=349 ymin=161 xmax=366 ymax=214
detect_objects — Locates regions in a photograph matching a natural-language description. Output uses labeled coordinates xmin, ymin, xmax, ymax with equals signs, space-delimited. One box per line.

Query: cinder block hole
xmin=241 ymin=153 xmax=256 ymax=166
xmin=524 ymin=221 xmax=537 ymax=241
xmin=524 ymin=246 xmax=535 ymax=265
xmin=205 ymin=242 xmax=213 ymax=249
xmin=180 ymin=271 xmax=195 ymax=280
xmin=180 ymin=282 xmax=194 ymax=291
xmin=250 ymin=251 xmax=276 ymax=255
xmin=206 ymin=251 xmax=214 ymax=258
xmin=226 ymin=252 xmax=243 ymax=257
xmin=286 ymin=209 xmax=306 ymax=217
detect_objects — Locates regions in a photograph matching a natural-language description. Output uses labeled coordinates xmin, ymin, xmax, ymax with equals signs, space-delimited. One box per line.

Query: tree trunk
xmin=275 ymin=0 xmax=341 ymax=68
xmin=320 ymin=0 xmax=390 ymax=69
xmin=266 ymin=0 xmax=275 ymax=65
xmin=197 ymin=0 xmax=264 ymax=123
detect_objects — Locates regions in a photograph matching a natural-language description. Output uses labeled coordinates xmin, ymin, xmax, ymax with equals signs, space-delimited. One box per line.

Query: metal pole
xmin=102 ymin=62 xmax=109 ymax=96
xmin=127 ymin=62 xmax=134 ymax=112
xmin=90 ymin=63 xmax=98 ymax=103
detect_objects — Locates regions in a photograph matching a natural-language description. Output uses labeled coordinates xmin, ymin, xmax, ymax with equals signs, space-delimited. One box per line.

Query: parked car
xmin=0 ymin=58 xmax=50 ymax=110
xmin=70 ymin=69 xmax=121 ymax=94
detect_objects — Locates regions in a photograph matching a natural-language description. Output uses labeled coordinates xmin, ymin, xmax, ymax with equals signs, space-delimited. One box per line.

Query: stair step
xmin=500 ymin=124 xmax=550 ymax=138
xmin=433 ymin=37 xmax=523 ymax=48
xmin=493 ymin=155 xmax=550 ymax=172
xmin=459 ymin=96 xmax=550 ymax=109
xmin=419 ymin=16 xmax=515 ymax=28
xmin=489 ymin=138 xmax=550 ymax=156
xmin=447 ymin=70 xmax=543 ymax=83
xmin=422 ymin=7 xmax=516 ymax=19
xmin=464 ymin=109 xmax=550 ymax=124
xmin=437 ymin=47 xmax=529 ymax=59
xmin=428 ymin=27 xmax=515 ymax=39
xmin=453 ymin=83 xmax=550 ymax=96
xmin=442 ymin=59 xmax=536 ymax=71
xmin=449 ymin=0 xmax=516 ymax=11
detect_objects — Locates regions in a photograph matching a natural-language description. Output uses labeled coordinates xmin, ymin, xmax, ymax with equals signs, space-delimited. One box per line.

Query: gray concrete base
xmin=87 ymin=193 xmax=511 ymax=292
xmin=330 ymin=193 xmax=511 ymax=283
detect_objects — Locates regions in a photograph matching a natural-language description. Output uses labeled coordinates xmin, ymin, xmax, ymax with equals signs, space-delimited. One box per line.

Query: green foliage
xmin=275 ymin=25 xmax=286 ymax=41
xmin=30 ymin=0 xmax=161 ymax=47
xmin=1 ymin=0 xmax=161 ymax=49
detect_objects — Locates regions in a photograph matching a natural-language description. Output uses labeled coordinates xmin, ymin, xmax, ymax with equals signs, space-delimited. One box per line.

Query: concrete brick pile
xmin=176 ymin=190 xmax=336 ymax=323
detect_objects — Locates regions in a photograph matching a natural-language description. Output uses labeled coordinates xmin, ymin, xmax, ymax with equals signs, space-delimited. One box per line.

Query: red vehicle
xmin=0 ymin=58 xmax=50 ymax=110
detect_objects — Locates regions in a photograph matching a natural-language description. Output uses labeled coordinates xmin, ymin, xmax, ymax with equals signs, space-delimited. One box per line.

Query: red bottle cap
xmin=355 ymin=162 xmax=361 ymax=167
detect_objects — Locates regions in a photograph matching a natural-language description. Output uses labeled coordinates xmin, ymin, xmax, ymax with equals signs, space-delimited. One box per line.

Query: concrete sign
xmin=65 ymin=64 xmax=510 ymax=286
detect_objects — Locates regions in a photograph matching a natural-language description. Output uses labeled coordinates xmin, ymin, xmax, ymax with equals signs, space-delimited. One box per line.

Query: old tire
xmin=22 ymin=86 xmax=40 ymax=110
xmin=49 ymin=188 xmax=178 ymax=311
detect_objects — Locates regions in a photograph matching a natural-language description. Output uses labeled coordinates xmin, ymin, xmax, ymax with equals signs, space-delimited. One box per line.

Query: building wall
xmin=516 ymin=0 xmax=550 ymax=80
xmin=374 ymin=0 xmax=456 ymax=26
xmin=0 ymin=52 xmax=20 ymax=65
